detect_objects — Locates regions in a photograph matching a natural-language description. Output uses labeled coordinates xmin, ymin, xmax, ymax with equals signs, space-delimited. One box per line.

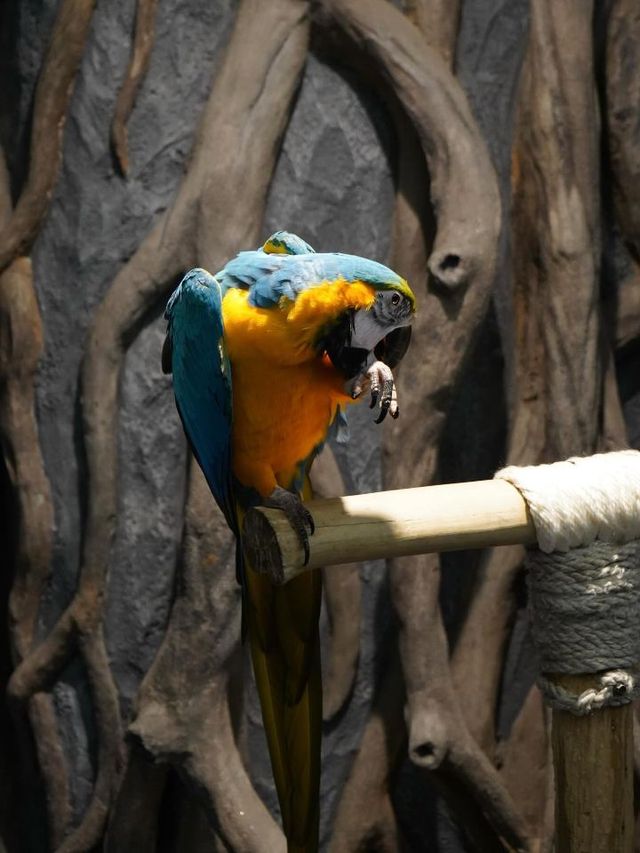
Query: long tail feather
xmin=246 ymin=565 xmax=322 ymax=852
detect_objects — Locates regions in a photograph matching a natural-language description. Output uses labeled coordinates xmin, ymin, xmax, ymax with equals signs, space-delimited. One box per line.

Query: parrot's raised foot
xmin=264 ymin=486 xmax=315 ymax=566
xmin=351 ymin=360 xmax=399 ymax=423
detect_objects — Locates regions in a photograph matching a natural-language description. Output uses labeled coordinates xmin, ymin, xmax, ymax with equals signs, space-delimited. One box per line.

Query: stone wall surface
xmin=2 ymin=0 xmax=639 ymax=850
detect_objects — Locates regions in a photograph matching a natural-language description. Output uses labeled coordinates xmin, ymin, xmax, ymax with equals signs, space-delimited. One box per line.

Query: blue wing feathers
xmin=165 ymin=268 xmax=236 ymax=534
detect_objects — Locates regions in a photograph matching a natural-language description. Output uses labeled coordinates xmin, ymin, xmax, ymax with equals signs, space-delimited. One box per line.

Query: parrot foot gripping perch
xmin=264 ymin=486 xmax=315 ymax=566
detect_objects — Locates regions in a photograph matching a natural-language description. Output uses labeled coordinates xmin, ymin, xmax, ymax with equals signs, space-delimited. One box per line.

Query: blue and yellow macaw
xmin=162 ymin=232 xmax=415 ymax=852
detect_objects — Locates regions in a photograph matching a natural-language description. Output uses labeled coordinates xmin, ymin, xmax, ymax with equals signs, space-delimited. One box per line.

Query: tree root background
xmin=1 ymin=1 xmax=640 ymax=851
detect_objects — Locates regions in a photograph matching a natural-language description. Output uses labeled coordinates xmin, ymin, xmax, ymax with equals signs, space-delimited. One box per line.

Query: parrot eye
xmin=391 ymin=292 xmax=401 ymax=306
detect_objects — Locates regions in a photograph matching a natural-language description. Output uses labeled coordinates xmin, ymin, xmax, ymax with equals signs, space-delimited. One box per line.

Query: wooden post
xmin=243 ymin=473 xmax=638 ymax=852
xmin=551 ymin=674 xmax=634 ymax=853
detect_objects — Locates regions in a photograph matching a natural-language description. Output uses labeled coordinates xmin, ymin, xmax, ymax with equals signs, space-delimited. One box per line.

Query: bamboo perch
xmin=243 ymin=457 xmax=639 ymax=852
xmin=242 ymin=479 xmax=536 ymax=584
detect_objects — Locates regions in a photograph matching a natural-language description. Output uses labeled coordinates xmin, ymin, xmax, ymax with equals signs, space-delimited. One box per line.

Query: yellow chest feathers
xmin=220 ymin=282 xmax=373 ymax=494
xmin=221 ymin=279 xmax=375 ymax=364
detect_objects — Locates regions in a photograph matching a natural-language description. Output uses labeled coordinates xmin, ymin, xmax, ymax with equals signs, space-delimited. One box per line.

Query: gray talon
xmin=375 ymin=379 xmax=394 ymax=423
xmin=304 ymin=507 xmax=315 ymax=535
xmin=264 ymin=486 xmax=315 ymax=566
xmin=351 ymin=359 xmax=399 ymax=425
xmin=375 ymin=408 xmax=388 ymax=424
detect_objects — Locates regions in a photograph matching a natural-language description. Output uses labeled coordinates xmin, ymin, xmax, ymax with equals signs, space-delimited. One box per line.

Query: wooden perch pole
xmin=551 ymin=674 xmax=634 ymax=853
xmin=243 ymin=464 xmax=638 ymax=853
xmin=242 ymin=479 xmax=536 ymax=583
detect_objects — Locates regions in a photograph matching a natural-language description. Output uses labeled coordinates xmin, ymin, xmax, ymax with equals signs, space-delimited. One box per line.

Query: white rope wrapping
xmin=495 ymin=451 xmax=640 ymax=552
xmin=494 ymin=451 xmax=640 ymax=714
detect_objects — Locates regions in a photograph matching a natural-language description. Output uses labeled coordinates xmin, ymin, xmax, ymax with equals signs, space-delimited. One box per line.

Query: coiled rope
xmin=495 ymin=451 xmax=640 ymax=715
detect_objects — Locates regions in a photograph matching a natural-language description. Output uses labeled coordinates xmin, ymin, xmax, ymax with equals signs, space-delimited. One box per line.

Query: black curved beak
xmin=322 ymin=314 xmax=413 ymax=379
xmin=374 ymin=325 xmax=412 ymax=369
xmin=325 ymin=342 xmax=370 ymax=379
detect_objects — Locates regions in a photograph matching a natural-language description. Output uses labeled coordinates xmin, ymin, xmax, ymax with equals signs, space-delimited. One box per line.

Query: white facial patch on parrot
xmin=350 ymin=309 xmax=389 ymax=351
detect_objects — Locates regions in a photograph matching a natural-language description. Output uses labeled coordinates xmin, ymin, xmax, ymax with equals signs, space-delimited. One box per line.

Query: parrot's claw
xmin=264 ymin=486 xmax=315 ymax=566
xmin=351 ymin=360 xmax=398 ymax=423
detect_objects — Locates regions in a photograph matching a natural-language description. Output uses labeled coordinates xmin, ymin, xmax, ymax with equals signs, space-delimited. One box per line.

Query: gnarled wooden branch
xmin=453 ymin=0 xmax=605 ymax=767
xmin=451 ymin=546 xmax=524 ymax=756
xmin=0 ymin=190 xmax=45 ymax=634
xmin=392 ymin=554 xmax=528 ymax=852
xmin=9 ymin=0 xmax=309 ymax=710
xmin=454 ymin=6 xmax=628 ymax=851
xmin=606 ymin=0 xmax=640 ymax=263
xmin=319 ymin=0 xmax=500 ymax=294
xmin=613 ymin=269 xmax=640 ymax=351
xmin=104 ymin=748 xmax=168 ymax=852
xmin=130 ymin=462 xmax=285 ymax=851
xmin=111 ymin=0 xmax=158 ymax=175
xmin=0 ymin=255 xmax=71 ymax=847
xmin=309 ymin=445 xmax=362 ymax=721
xmin=403 ymin=0 xmax=460 ymax=68
xmin=9 ymin=1 xmax=309 ymax=846
xmin=55 ymin=632 xmax=123 ymax=853
xmin=0 ymin=0 xmax=96 ymax=275
xmin=316 ymin=2 xmax=529 ymax=847
xmin=315 ymin=2 xmax=532 ymax=847
xmin=499 ymin=686 xmax=554 ymax=850
xmin=526 ymin=0 xmax=601 ymax=456
xmin=9 ymin=0 xmax=308 ymax=850
xmin=328 ymin=648 xmax=406 ymax=853
xmin=0 ymin=151 xmax=71 ymax=846
xmin=319 ymin=57 xmax=431 ymax=853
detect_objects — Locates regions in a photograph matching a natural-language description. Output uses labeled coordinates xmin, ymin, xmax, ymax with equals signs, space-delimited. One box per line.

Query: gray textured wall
xmin=4 ymin=0 xmax=640 ymax=850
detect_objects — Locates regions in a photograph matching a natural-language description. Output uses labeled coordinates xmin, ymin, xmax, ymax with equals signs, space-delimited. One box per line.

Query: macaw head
xmin=318 ymin=279 xmax=415 ymax=380
xmin=208 ymin=231 xmax=416 ymax=383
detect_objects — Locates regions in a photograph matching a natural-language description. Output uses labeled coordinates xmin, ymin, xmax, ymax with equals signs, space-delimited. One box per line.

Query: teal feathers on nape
xmin=162 ymin=268 xmax=236 ymax=534
xmin=213 ymin=230 xmax=314 ymax=296
xmin=262 ymin=230 xmax=315 ymax=255
xmin=217 ymin=245 xmax=412 ymax=311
